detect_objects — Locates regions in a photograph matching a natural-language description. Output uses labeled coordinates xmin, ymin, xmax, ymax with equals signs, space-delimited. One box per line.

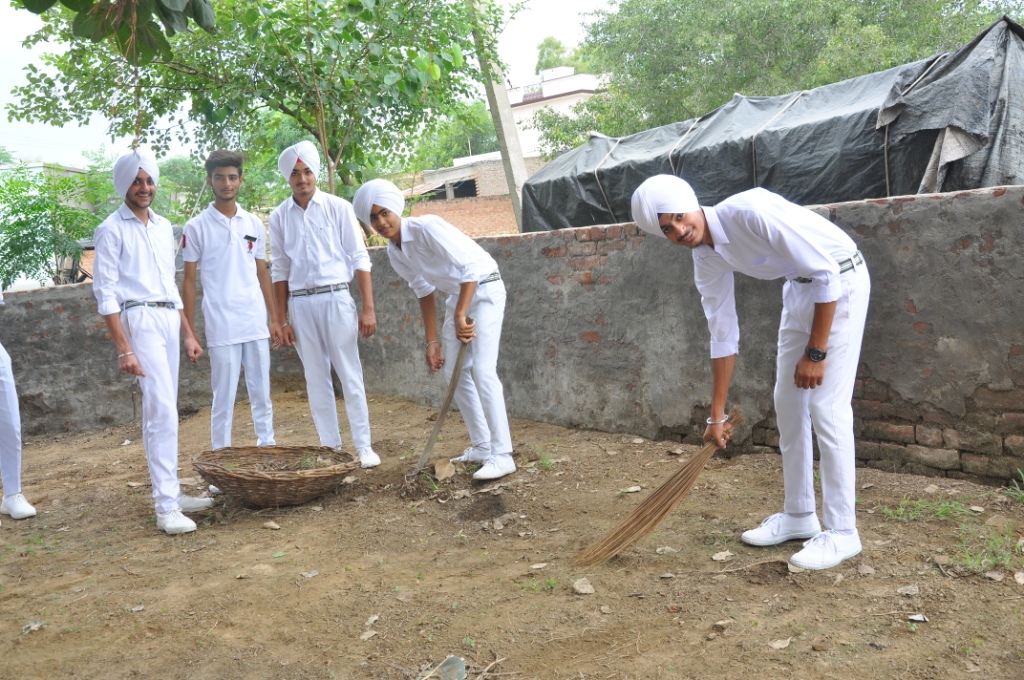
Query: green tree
xmin=16 ymin=0 xmax=217 ymax=65
xmin=0 ymin=146 xmax=13 ymax=165
xmin=410 ymin=100 xmax=498 ymax=170
xmin=535 ymin=36 xmax=602 ymax=75
xmin=0 ymin=164 xmax=99 ymax=287
xmin=534 ymin=0 xmax=1024 ymax=151
xmin=8 ymin=0 xmax=505 ymax=194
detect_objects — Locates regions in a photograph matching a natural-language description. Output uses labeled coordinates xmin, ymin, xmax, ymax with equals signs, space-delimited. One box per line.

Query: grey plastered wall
xmin=4 ymin=186 xmax=1023 ymax=480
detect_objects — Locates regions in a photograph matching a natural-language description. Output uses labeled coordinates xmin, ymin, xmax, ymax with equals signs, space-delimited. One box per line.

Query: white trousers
xmin=0 ymin=341 xmax=23 ymax=497
xmin=443 ymin=280 xmax=512 ymax=456
xmin=208 ymin=340 xmax=276 ymax=449
xmin=289 ymin=290 xmax=371 ymax=450
xmin=774 ymin=260 xmax=871 ymax=532
xmin=123 ymin=307 xmax=183 ymax=514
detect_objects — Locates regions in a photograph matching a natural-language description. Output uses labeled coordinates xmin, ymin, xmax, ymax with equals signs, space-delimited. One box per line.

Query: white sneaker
xmin=156 ymin=510 xmax=197 ymax=535
xmin=451 ymin=445 xmax=491 ymax=463
xmin=472 ymin=454 xmax=516 ymax=481
xmin=357 ymin=447 xmax=381 ymax=469
xmin=789 ymin=530 xmax=862 ymax=570
xmin=741 ymin=512 xmax=821 ymax=546
xmin=178 ymin=495 xmax=215 ymax=513
xmin=0 ymin=493 xmax=37 ymax=519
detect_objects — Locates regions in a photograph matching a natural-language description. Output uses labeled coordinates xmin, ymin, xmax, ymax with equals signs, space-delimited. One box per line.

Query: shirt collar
xmin=288 ymin=188 xmax=323 ymax=211
xmin=703 ymin=205 xmax=729 ymax=248
xmin=117 ymin=202 xmax=156 ymax=225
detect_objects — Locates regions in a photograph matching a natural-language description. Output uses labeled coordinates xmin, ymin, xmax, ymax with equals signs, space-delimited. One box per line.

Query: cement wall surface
xmin=3 ymin=186 xmax=1022 ymax=483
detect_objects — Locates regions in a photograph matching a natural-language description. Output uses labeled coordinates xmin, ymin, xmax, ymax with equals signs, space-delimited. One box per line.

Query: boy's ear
xmin=205 ymin=175 xmax=213 ymax=188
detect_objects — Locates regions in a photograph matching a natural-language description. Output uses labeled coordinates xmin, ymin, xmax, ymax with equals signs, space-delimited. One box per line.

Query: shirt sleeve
xmin=338 ymin=200 xmax=371 ymax=273
xmin=253 ymin=215 xmax=267 ymax=261
xmin=181 ymin=219 xmax=201 ymax=264
xmin=694 ymin=251 xmax=740 ymax=359
xmin=92 ymin=220 xmax=123 ymax=316
xmin=269 ymin=208 xmax=290 ymax=284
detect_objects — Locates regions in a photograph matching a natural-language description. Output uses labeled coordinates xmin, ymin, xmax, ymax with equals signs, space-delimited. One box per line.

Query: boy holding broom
xmin=352 ymin=179 xmax=515 ymax=481
xmin=631 ymin=175 xmax=870 ymax=570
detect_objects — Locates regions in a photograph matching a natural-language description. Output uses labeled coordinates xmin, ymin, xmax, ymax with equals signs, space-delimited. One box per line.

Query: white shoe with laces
xmin=178 ymin=495 xmax=215 ymax=513
xmin=472 ymin=454 xmax=516 ymax=481
xmin=450 ymin=445 xmax=491 ymax=464
xmin=789 ymin=530 xmax=862 ymax=570
xmin=0 ymin=493 xmax=37 ymax=519
xmin=156 ymin=510 xmax=197 ymax=535
xmin=357 ymin=447 xmax=381 ymax=469
xmin=740 ymin=512 xmax=821 ymax=546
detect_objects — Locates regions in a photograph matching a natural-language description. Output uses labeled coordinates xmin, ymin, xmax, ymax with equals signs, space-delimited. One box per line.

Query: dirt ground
xmin=2 ymin=390 xmax=1024 ymax=679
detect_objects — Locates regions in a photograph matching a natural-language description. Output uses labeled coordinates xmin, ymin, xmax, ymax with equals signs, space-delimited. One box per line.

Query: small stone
xmin=933 ymin=555 xmax=950 ymax=566
xmin=655 ymin=546 xmax=678 ymax=555
xmin=985 ymin=571 xmax=1004 ymax=582
xmin=788 ymin=563 xmax=806 ymax=574
xmin=711 ymin=550 xmax=734 ymax=562
xmin=907 ymin=614 xmax=928 ymax=622
xmin=263 ymin=521 xmax=281 ymax=530
xmin=769 ymin=638 xmax=792 ymax=650
xmin=129 ymin=605 xmax=145 ymax=612
xmin=1014 ymin=572 xmax=1024 ymax=586
xmin=619 ymin=486 xmax=642 ymax=493
xmin=897 ymin=584 xmax=919 ymax=596
xmin=969 ymin=506 xmax=985 ymax=513
xmin=669 ymin=447 xmax=685 ymax=456
xmin=599 ymin=605 xmax=612 ymax=614
xmin=364 ymin=614 xmax=379 ymax=627
xmin=660 ymin=573 xmax=675 ymax=579
xmin=812 ymin=642 xmax=830 ymax=652
xmin=301 ymin=570 xmax=318 ymax=579
xmin=573 ymin=578 xmax=595 ymax=594
xmin=705 ymin=633 xmax=718 ymax=641
xmin=342 ymin=475 xmax=357 ymax=485
xmin=530 ymin=563 xmax=548 ymax=570
xmin=861 ymin=483 xmax=874 ymax=489
xmin=434 ymin=459 xmax=456 ymax=481
xmin=359 ymin=630 xmax=377 ymax=641
xmin=712 ymin=620 xmax=732 ymax=632
xmin=632 ymin=438 xmax=644 ymax=444
xmin=923 ymin=484 xmax=939 ymax=494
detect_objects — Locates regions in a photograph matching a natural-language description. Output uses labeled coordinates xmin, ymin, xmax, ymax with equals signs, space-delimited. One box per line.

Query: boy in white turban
xmin=269 ymin=141 xmax=380 ymax=468
xmin=182 ymin=150 xmax=278 ymax=451
xmin=0 ymin=284 xmax=37 ymax=523
xmin=631 ymin=175 xmax=870 ymax=570
xmin=93 ymin=149 xmax=213 ymax=535
xmin=352 ymin=179 xmax=515 ymax=480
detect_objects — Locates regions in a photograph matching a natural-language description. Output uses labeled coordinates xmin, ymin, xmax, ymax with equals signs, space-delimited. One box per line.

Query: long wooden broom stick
xmin=573 ymin=438 xmax=722 ymax=566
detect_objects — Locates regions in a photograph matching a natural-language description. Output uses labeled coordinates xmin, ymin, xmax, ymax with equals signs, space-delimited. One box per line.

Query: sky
xmin=0 ymin=0 xmax=612 ymax=168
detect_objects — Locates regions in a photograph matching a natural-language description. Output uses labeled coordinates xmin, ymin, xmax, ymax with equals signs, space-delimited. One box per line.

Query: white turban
xmin=278 ymin=140 xmax=321 ymax=180
xmin=630 ymin=175 xmax=700 ymax=238
xmin=113 ymin=149 xmax=160 ymax=199
xmin=352 ymin=178 xmax=405 ymax=227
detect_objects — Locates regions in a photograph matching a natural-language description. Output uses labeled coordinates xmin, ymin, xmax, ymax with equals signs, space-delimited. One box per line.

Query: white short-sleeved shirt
xmin=385 ymin=215 xmax=499 ymax=299
xmin=268 ymin=189 xmax=371 ymax=289
xmin=93 ymin=204 xmax=183 ymax=317
xmin=694 ymin=188 xmax=860 ymax=359
xmin=182 ymin=203 xmax=269 ymax=347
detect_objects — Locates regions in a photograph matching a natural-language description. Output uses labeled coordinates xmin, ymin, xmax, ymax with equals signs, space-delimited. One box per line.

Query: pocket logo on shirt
xmin=244 ymin=235 xmax=257 ymax=253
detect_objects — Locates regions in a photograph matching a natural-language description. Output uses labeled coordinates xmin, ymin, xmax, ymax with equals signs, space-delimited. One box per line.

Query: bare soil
xmin=2 ymin=390 xmax=1024 ymax=679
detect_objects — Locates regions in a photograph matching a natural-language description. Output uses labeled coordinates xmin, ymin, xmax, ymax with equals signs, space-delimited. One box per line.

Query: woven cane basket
xmin=192 ymin=446 xmax=358 ymax=508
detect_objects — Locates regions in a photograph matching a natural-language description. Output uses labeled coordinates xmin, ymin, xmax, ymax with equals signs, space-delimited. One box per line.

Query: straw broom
xmin=574 ymin=430 xmax=731 ymax=566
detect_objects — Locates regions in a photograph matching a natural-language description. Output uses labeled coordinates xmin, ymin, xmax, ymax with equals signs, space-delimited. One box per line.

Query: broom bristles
xmin=573 ymin=440 xmax=720 ymax=566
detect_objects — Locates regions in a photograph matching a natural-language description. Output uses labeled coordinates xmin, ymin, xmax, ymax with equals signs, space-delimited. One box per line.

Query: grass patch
xmin=1004 ymin=469 xmax=1024 ymax=505
xmin=953 ymin=527 xmax=1024 ymax=575
xmin=879 ymin=497 xmax=973 ymax=521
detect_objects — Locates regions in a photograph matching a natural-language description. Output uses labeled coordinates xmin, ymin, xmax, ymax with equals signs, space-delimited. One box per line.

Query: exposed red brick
xmin=996 ymin=412 xmax=1024 ymax=433
xmin=916 ymin=425 xmax=944 ymax=448
xmin=853 ymin=399 xmax=883 ymax=420
xmin=961 ymin=453 xmax=989 ymax=475
xmin=992 ymin=187 xmax=1007 ymax=197
xmin=912 ymin=322 xmax=933 ymax=334
xmin=973 ymin=387 xmax=1024 ymax=411
xmin=605 ymin=225 xmax=623 ymax=239
xmin=575 ymin=228 xmax=592 ymax=242
xmin=1009 ymin=344 xmax=1024 ymax=356
xmin=895 ymin=196 xmax=916 ymax=203
xmin=580 ymin=331 xmax=601 ymax=344
xmin=1004 ymin=434 xmax=1024 ymax=458
xmin=541 ymin=245 xmax=567 ymax=258
xmin=903 ymin=298 xmax=917 ymax=313
xmin=569 ymin=255 xmax=601 ymax=271
xmin=567 ymin=241 xmax=597 ymax=256
xmin=573 ymin=272 xmax=593 ymax=285
xmin=589 ymin=226 xmax=606 ymax=241
xmin=861 ymin=420 xmax=916 ymax=444
xmin=546 ymin=275 xmax=563 ymax=285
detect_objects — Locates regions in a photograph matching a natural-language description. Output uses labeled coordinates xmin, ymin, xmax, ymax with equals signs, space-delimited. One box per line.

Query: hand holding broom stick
xmin=573 ymin=413 xmax=740 ymax=566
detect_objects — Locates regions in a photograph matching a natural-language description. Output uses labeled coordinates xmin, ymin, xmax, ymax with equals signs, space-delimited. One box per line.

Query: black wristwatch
xmin=805 ymin=347 xmax=827 ymax=362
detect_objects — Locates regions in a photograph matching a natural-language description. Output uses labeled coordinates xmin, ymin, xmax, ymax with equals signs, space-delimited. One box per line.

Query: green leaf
xmin=383 ymin=71 xmax=400 ymax=86
xmin=59 ymin=0 xmax=94 ymax=11
xmin=158 ymin=0 xmax=188 ymax=11
xmin=428 ymin=62 xmax=441 ymax=80
xmin=272 ymin=552 xmax=286 ymax=559
xmin=154 ymin=4 xmax=189 ymax=35
xmin=188 ymin=0 xmax=216 ymax=31
xmin=346 ymin=1 xmax=363 ymax=17
xmin=450 ymin=43 xmax=463 ymax=68
xmin=20 ymin=0 xmax=59 ymax=13
xmin=71 ymin=8 xmax=106 ymax=41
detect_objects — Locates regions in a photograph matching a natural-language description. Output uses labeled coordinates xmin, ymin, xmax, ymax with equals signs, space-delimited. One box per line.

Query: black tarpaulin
xmin=522 ymin=17 xmax=1024 ymax=232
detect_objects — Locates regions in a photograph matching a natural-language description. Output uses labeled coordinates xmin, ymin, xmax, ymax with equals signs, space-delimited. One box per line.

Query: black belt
xmin=122 ymin=300 xmax=176 ymax=310
xmin=290 ymin=283 xmax=349 ymax=297
xmin=481 ymin=272 xmax=501 ymax=285
xmin=794 ymin=252 xmax=863 ymax=283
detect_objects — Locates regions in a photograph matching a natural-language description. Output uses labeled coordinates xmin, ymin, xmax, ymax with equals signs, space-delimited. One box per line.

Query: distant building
xmin=404 ymin=67 xmax=604 ymax=237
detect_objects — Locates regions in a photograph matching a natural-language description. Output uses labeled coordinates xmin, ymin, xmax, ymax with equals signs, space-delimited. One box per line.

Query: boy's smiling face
xmin=369 ymin=204 xmax=402 ymax=243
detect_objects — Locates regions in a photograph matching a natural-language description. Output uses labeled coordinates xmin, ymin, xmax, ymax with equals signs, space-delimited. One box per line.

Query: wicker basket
xmin=192 ymin=446 xmax=359 ymax=508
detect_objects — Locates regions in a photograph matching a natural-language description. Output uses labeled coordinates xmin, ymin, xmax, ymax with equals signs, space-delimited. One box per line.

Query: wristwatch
xmin=805 ymin=347 xmax=827 ymax=362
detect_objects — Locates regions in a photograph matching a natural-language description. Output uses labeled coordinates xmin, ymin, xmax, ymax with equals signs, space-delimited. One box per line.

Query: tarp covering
xmin=522 ymin=17 xmax=1024 ymax=232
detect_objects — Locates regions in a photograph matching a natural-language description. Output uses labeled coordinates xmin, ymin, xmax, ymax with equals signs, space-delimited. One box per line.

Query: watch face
xmin=805 ymin=347 xmax=827 ymax=362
